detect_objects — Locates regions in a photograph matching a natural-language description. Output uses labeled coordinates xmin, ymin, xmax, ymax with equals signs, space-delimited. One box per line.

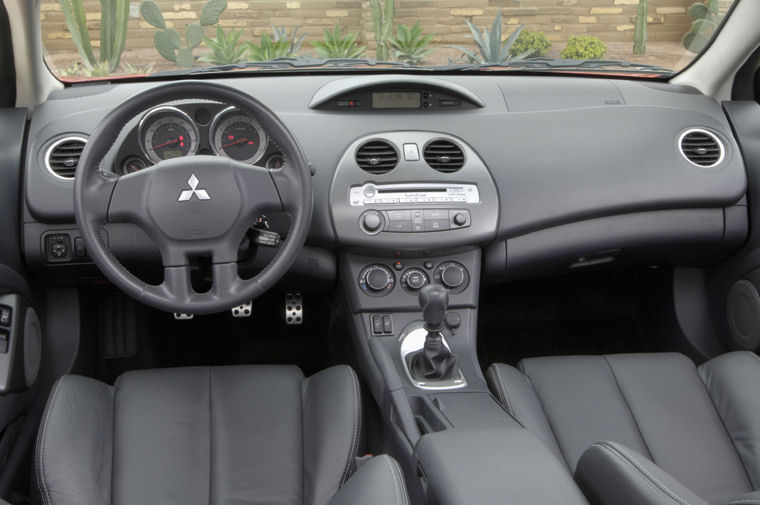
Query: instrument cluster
xmin=115 ymin=103 xmax=285 ymax=175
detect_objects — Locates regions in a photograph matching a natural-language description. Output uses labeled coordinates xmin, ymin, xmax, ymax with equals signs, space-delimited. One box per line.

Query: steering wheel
xmin=74 ymin=81 xmax=312 ymax=315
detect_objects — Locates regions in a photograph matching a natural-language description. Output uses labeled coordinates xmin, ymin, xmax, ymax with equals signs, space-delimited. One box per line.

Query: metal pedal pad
xmin=231 ymin=302 xmax=253 ymax=318
xmin=285 ymin=293 xmax=303 ymax=325
xmin=174 ymin=313 xmax=194 ymax=320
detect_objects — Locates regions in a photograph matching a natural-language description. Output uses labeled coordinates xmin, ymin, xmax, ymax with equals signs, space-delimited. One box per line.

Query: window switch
xmin=0 ymin=331 xmax=8 ymax=354
xmin=371 ymin=315 xmax=384 ymax=335
xmin=0 ymin=306 xmax=10 ymax=327
xmin=382 ymin=314 xmax=393 ymax=334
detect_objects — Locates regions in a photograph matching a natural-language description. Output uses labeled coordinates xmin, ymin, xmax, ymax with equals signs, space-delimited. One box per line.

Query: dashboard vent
xmin=355 ymin=140 xmax=398 ymax=174
xmin=46 ymin=136 xmax=87 ymax=178
xmin=424 ymin=140 xmax=464 ymax=173
xmin=679 ymin=129 xmax=723 ymax=167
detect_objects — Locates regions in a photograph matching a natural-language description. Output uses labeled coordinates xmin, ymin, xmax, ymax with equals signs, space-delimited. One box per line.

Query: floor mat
xmin=478 ymin=270 xmax=661 ymax=367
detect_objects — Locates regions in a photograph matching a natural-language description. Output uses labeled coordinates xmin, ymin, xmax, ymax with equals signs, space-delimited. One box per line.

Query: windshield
xmin=41 ymin=0 xmax=737 ymax=81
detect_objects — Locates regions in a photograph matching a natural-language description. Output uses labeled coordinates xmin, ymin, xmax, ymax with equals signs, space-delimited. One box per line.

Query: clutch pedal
xmin=231 ymin=302 xmax=253 ymax=318
xmin=285 ymin=293 xmax=303 ymax=325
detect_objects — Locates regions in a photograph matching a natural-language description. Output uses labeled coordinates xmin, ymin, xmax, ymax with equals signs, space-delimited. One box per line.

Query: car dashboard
xmin=22 ymin=73 xmax=748 ymax=285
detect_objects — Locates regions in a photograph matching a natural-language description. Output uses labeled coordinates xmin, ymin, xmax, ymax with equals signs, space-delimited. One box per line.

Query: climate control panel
xmin=358 ymin=261 xmax=468 ymax=297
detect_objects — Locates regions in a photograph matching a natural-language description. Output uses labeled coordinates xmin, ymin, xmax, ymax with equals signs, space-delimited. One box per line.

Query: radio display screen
xmin=372 ymin=92 xmax=421 ymax=109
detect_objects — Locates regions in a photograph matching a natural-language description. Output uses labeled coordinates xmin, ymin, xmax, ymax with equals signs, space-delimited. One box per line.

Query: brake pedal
xmin=285 ymin=293 xmax=303 ymax=325
xmin=231 ymin=302 xmax=253 ymax=318
xmin=173 ymin=313 xmax=194 ymax=320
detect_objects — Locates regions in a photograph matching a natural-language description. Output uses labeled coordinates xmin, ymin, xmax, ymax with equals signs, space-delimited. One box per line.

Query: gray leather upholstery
xmin=488 ymin=352 xmax=760 ymax=505
xmin=36 ymin=365 xmax=408 ymax=505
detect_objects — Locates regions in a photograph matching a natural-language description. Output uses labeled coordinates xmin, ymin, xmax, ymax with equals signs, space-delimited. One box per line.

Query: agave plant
xmin=200 ymin=26 xmax=248 ymax=65
xmin=449 ymin=10 xmax=529 ymax=64
xmin=246 ymin=33 xmax=293 ymax=61
xmin=272 ymin=26 xmax=306 ymax=55
xmin=389 ymin=22 xmax=433 ymax=65
xmin=312 ymin=24 xmax=365 ymax=59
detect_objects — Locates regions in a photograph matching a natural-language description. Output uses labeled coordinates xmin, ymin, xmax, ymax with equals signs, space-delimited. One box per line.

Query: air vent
xmin=679 ymin=129 xmax=723 ymax=167
xmin=46 ymin=136 xmax=87 ymax=178
xmin=424 ymin=140 xmax=464 ymax=173
xmin=355 ymin=140 xmax=398 ymax=174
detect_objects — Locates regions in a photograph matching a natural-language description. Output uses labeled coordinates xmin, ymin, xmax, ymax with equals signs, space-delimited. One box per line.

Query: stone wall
xmin=40 ymin=0 xmax=729 ymax=54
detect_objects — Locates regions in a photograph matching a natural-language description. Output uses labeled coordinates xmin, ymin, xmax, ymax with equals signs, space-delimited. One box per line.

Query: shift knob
xmin=419 ymin=284 xmax=448 ymax=332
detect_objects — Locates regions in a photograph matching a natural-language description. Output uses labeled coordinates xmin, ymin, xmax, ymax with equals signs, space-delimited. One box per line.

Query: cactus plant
xmin=682 ymin=0 xmax=723 ymax=54
xmin=58 ymin=0 xmax=129 ymax=73
xmin=633 ymin=0 xmax=647 ymax=55
xmin=370 ymin=0 xmax=395 ymax=61
xmin=448 ymin=10 xmax=529 ymax=64
xmin=312 ymin=24 xmax=365 ymax=59
xmin=141 ymin=0 xmax=228 ymax=67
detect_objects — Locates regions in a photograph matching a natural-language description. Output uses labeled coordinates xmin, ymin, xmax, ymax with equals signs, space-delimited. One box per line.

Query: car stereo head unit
xmin=349 ymin=183 xmax=480 ymax=206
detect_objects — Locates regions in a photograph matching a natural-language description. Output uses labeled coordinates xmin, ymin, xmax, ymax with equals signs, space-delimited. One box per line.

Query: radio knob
xmin=441 ymin=265 xmax=465 ymax=289
xmin=367 ymin=268 xmax=392 ymax=291
xmin=453 ymin=213 xmax=467 ymax=226
xmin=361 ymin=211 xmax=383 ymax=234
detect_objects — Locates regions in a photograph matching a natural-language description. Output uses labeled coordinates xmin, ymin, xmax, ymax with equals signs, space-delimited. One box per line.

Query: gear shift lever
xmin=407 ymin=284 xmax=459 ymax=381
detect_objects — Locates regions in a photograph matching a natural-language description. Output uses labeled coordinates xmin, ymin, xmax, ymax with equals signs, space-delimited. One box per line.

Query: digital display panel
xmin=372 ymin=92 xmax=421 ymax=109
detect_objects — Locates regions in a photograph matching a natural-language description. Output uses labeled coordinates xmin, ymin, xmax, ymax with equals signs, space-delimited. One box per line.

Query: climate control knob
xmin=433 ymin=262 xmax=469 ymax=292
xmin=359 ymin=265 xmax=395 ymax=296
xmin=401 ymin=268 xmax=429 ymax=291
xmin=360 ymin=211 xmax=384 ymax=235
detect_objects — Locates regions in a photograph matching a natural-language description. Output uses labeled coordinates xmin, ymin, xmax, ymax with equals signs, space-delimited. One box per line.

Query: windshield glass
xmin=41 ymin=0 xmax=736 ymax=81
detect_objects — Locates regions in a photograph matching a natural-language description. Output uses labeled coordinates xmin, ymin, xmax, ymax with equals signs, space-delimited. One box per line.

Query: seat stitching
xmin=725 ymin=500 xmax=760 ymax=504
xmin=385 ymin=456 xmax=404 ymax=505
xmin=601 ymin=356 xmax=654 ymax=461
xmin=36 ymin=376 xmax=68 ymax=505
xmin=591 ymin=443 xmax=692 ymax=505
xmin=341 ymin=368 xmax=361 ymax=485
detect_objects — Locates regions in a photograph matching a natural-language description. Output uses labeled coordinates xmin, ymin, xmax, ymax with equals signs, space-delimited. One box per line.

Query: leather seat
xmin=487 ymin=351 xmax=760 ymax=505
xmin=35 ymin=364 xmax=410 ymax=505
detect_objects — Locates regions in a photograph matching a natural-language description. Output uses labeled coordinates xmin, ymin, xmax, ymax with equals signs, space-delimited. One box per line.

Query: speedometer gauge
xmin=139 ymin=107 xmax=199 ymax=164
xmin=210 ymin=107 xmax=268 ymax=164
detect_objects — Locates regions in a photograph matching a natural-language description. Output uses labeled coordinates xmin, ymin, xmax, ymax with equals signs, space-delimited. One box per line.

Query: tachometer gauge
xmin=210 ymin=107 xmax=268 ymax=164
xmin=139 ymin=106 xmax=199 ymax=164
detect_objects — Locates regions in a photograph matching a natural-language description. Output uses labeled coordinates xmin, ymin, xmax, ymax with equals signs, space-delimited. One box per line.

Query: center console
xmin=332 ymin=131 xmax=590 ymax=504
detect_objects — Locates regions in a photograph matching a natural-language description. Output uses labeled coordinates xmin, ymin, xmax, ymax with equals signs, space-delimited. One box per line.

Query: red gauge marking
xmin=222 ymin=137 xmax=249 ymax=149
xmin=151 ymin=138 xmax=179 ymax=150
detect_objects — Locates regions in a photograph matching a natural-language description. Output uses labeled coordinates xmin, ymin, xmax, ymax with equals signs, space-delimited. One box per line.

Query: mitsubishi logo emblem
xmin=178 ymin=173 xmax=211 ymax=202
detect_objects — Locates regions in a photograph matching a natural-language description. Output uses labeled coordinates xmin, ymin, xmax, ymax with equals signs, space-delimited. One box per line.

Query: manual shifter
xmin=407 ymin=284 xmax=459 ymax=381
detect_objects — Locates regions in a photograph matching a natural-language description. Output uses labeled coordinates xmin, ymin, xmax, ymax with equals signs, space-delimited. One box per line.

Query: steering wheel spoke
xmin=161 ymin=265 xmax=193 ymax=302
xmin=234 ymin=162 xmax=285 ymax=215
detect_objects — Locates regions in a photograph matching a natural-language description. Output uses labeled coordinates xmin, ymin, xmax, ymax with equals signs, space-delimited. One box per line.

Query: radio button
xmin=387 ymin=210 xmax=412 ymax=220
xmin=403 ymin=143 xmax=420 ymax=161
xmin=424 ymin=219 xmax=450 ymax=232
xmin=363 ymin=185 xmax=377 ymax=198
xmin=424 ymin=209 xmax=448 ymax=220
xmin=452 ymin=196 xmax=468 ymax=202
xmin=360 ymin=210 xmax=385 ymax=235
xmin=388 ymin=220 xmax=412 ymax=232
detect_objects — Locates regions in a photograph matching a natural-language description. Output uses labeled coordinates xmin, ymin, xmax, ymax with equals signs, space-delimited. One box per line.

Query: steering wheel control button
xmin=359 ymin=265 xmax=395 ymax=297
xmin=434 ymin=261 xmax=469 ymax=292
xmin=360 ymin=210 xmax=385 ymax=235
xmin=45 ymin=234 xmax=71 ymax=262
xmin=403 ymin=143 xmax=420 ymax=161
xmin=0 ymin=306 xmax=11 ymax=327
xmin=401 ymin=268 xmax=429 ymax=291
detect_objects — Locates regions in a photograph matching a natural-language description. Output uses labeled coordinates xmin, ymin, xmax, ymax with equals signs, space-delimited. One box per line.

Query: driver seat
xmin=35 ymin=365 xmax=409 ymax=505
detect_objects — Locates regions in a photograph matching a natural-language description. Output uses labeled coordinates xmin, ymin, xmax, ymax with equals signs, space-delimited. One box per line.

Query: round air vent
xmin=355 ymin=140 xmax=398 ymax=174
xmin=679 ymin=129 xmax=724 ymax=168
xmin=424 ymin=140 xmax=464 ymax=173
xmin=46 ymin=136 xmax=87 ymax=178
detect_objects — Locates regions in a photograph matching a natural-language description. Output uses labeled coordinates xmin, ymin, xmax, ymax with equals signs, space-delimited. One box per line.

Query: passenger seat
xmin=486 ymin=352 xmax=760 ymax=505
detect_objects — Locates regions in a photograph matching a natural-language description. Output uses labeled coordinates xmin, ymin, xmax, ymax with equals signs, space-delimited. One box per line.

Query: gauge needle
xmin=152 ymin=138 xmax=179 ymax=150
xmin=222 ymin=138 xmax=248 ymax=149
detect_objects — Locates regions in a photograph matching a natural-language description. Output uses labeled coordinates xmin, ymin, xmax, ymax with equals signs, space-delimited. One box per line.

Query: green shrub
xmin=560 ymin=35 xmax=606 ymax=60
xmin=510 ymin=30 xmax=552 ymax=59
xmin=312 ymin=24 xmax=365 ymax=59
xmin=389 ymin=21 xmax=434 ymax=64
xmin=200 ymin=26 xmax=248 ymax=65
